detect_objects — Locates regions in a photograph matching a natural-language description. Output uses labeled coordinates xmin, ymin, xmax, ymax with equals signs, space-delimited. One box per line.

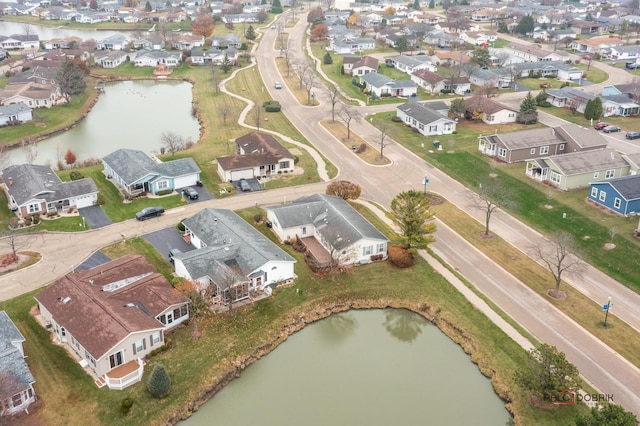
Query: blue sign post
xmin=603 ymin=296 xmax=613 ymax=327
xmin=423 ymin=175 xmax=429 ymax=195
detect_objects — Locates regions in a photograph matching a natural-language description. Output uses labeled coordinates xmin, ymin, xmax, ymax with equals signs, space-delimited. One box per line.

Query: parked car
xmin=603 ymin=126 xmax=621 ymax=133
xmin=239 ymin=178 xmax=251 ymax=192
xmin=168 ymin=248 xmax=182 ymax=264
xmin=274 ymin=81 xmax=282 ymax=89
xmin=594 ymin=122 xmax=610 ymax=130
xmin=626 ymin=131 xmax=640 ymax=140
xmin=626 ymin=62 xmax=640 ymax=69
xmin=182 ymin=187 xmax=199 ymax=200
xmin=135 ymin=206 xmax=164 ymax=220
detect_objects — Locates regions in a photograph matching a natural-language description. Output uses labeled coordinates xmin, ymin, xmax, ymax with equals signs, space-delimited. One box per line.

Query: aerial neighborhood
xmin=2 ymin=0 xmax=640 ymax=424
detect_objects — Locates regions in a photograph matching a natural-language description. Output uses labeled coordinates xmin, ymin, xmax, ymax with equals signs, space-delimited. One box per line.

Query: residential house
xmin=190 ymin=47 xmax=238 ymax=66
xmin=423 ymin=29 xmax=456 ymax=48
xmin=431 ymin=51 xmax=471 ymax=66
xmin=93 ymin=50 xmax=129 ymax=68
xmin=42 ymin=36 xmax=82 ymax=50
xmin=35 ymin=255 xmax=189 ymax=389
xmin=605 ymin=45 xmax=640 ymax=61
xmin=623 ymin=152 xmax=640 ymax=174
xmin=459 ymin=30 xmax=498 ymax=46
xmin=396 ymin=101 xmax=457 ymax=136
xmin=503 ymin=42 xmax=569 ymax=62
xmin=478 ymin=124 xmax=608 ymax=163
xmin=342 ymin=54 xmax=379 ymax=76
xmin=0 ymin=103 xmax=33 ymax=126
xmin=0 ymin=34 xmax=39 ymax=50
xmin=570 ymin=20 xmax=606 ymax=35
xmin=0 ymin=81 xmax=61 ymax=108
xmin=0 ymin=311 xmax=36 ymax=417
xmin=330 ymin=36 xmax=376 ymax=54
xmin=601 ymin=95 xmax=640 ymax=117
xmin=173 ymin=208 xmax=296 ymax=304
xmin=525 ymin=148 xmax=629 ymax=191
xmin=548 ymin=29 xmax=577 ymax=42
xmin=359 ymin=73 xmax=418 ymax=97
xmin=515 ymin=60 xmax=583 ymax=81
xmin=221 ymin=13 xmax=259 ymax=24
xmin=471 ymin=8 xmax=499 ymax=21
xmin=588 ymin=175 xmax=640 ymax=216
xmin=469 ymin=67 xmax=514 ymax=89
xmin=211 ymin=34 xmax=242 ymax=49
xmin=464 ymin=96 xmax=517 ymax=125
xmin=96 ymin=34 xmax=128 ymax=50
xmin=266 ymin=193 xmax=389 ymax=267
xmin=102 ymin=149 xmax=201 ymax=197
xmin=410 ymin=69 xmax=470 ymax=95
xmin=387 ymin=54 xmax=436 ymax=74
xmin=1 ymin=164 xmax=98 ymax=217
xmin=546 ymin=87 xmax=594 ymax=113
xmin=133 ymin=50 xmax=181 ymax=67
xmin=570 ymin=36 xmax=622 ymax=55
xmin=216 ymin=132 xmax=295 ymax=182
xmin=170 ymin=33 xmax=205 ymax=50
xmin=132 ymin=35 xmax=165 ymax=51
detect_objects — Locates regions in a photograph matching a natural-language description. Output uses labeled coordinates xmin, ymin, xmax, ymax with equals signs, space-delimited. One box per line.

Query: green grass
xmin=540 ymin=106 xmax=640 ymax=132
xmin=516 ymin=78 xmax=576 ymax=90
xmin=492 ymin=38 xmax=510 ymax=48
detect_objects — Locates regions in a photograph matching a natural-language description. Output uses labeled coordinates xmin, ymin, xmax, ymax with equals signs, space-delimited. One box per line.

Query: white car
xmin=274 ymin=81 xmax=282 ymax=89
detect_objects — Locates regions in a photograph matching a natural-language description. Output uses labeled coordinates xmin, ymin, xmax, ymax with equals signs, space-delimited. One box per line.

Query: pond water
xmin=7 ymin=79 xmax=200 ymax=166
xmin=0 ymin=21 xmax=145 ymax=40
xmin=181 ymin=309 xmax=511 ymax=426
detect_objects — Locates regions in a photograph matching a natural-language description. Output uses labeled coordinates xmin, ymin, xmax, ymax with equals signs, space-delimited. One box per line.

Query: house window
xmin=487 ymin=115 xmax=494 ymax=121
xmin=591 ymin=187 xmax=598 ymax=198
xmin=508 ymin=113 xmax=515 ymax=117
xmin=158 ymin=180 xmax=168 ymax=190
xmin=429 ymin=125 xmax=438 ymax=132
xmin=279 ymin=160 xmax=290 ymax=169
xmin=605 ymin=169 xmax=615 ymax=179
xmin=28 ymin=203 xmax=41 ymax=213
xmin=362 ymin=245 xmax=372 ymax=256
xmin=133 ymin=338 xmax=146 ymax=354
xmin=150 ymin=332 xmax=162 ymax=346
xmin=419 ymin=124 xmax=424 ymax=130
xmin=109 ymin=351 xmax=124 ymax=369
xmin=85 ymin=351 xmax=96 ymax=367
xmin=540 ymin=146 xmax=549 ymax=154
xmin=599 ymin=191 xmax=606 ymax=202
xmin=377 ymin=243 xmax=386 ymax=253
xmin=12 ymin=393 xmax=23 ymax=407
xmin=530 ymin=148 xmax=536 ymax=155
xmin=302 ymin=226 xmax=307 ymax=236
xmin=559 ymin=143 xmax=565 ymax=151
xmin=614 ymin=198 xmax=621 ymax=208
xmin=498 ymin=148 xmax=507 ymax=159
xmin=550 ymin=172 xmax=561 ymax=184
xmin=594 ymin=172 xmax=600 ymax=179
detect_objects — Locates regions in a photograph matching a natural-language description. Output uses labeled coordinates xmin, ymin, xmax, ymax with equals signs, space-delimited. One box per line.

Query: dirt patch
xmin=604 ymin=243 xmax=616 ymax=250
xmin=426 ymin=194 xmax=445 ymax=205
xmin=479 ymin=232 xmax=495 ymax=240
xmin=0 ymin=252 xmax=41 ymax=276
xmin=35 ymin=122 xmax=47 ymax=127
xmin=547 ymin=289 xmax=567 ymax=300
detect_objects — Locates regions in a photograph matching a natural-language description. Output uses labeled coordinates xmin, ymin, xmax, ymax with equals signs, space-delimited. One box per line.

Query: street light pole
xmin=603 ymin=296 xmax=613 ymax=327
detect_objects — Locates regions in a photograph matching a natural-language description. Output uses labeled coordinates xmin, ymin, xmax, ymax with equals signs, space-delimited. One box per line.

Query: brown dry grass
xmin=321 ymin=120 xmax=391 ymax=166
xmin=274 ymin=57 xmax=319 ymax=106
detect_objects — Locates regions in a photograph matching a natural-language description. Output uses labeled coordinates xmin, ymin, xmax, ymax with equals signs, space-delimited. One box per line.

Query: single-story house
xmin=588 ymin=174 xmax=640 ymax=216
xmin=571 ymin=35 xmax=622 ymax=54
xmin=1 ymin=164 xmax=99 ymax=218
xmin=266 ymin=193 xmax=389 ymax=267
xmin=570 ymin=20 xmax=607 ymax=36
xmin=423 ymin=29 xmax=455 ymax=48
xmin=170 ymin=33 xmax=205 ymax=50
xmin=329 ymin=36 xmax=376 ymax=54
xmin=342 ymin=54 xmax=378 ymax=76
xmin=411 ymin=69 xmax=470 ymax=95
xmin=102 ymin=149 xmax=201 ymax=198
xmin=478 ymin=124 xmax=608 ymax=163
xmin=459 ymin=30 xmax=497 ymax=46
xmin=396 ymin=101 xmax=457 ymax=136
xmin=503 ymin=42 xmax=568 ymax=62
xmin=0 ymin=82 xmax=61 ymax=109
xmin=359 ymin=73 xmax=418 ymax=98
xmin=35 ymin=255 xmax=189 ymax=390
xmin=173 ymin=209 xmax=296 ymax=304
xmin=211 ymin=34 xmax=242 ymax=49
xmin=0 ymin=311 xmax=36 ymax=417
xmin=464 ymin=96 xmax=517 ymax=125
xmin=132 ymin=35 xmax=165 ymax=51
xmin=623 ymin=152 xmax=640 ymax=174
xmin=525 ymin=148 xmax=630 ymax=191
xmin=191 ymin=47 xmax=238 ymax=66
xmin=604 ymin=45 xmax=640 ymax=61
xmin=601 ymin=95 xmax=640 ymax=117
xmin=133 ymin=49 xmax=181 ymax=67
xmin=93 ymin=50 xmax=129 ymax=69
xmin=546 ymin=87 xmax=594 ymax=113
xmin=0 ymin=102 xmax=32 ymax=126
xmin=469 ymin=68 xmax=514 ymax=89
xmin=430 ymin=51 xmax=471 ymax=66
xmin=96 ymin=34 xmax=128 ymax=50
xmin=387 ymin=54 xmax=436 ymax=74
xmin=217 ymin=132 xmax=295 ymax=182
xmin=515 ymin=60 xmax=583 ymax=81
xmin=0 ymin=34 xmax=39 ymax=50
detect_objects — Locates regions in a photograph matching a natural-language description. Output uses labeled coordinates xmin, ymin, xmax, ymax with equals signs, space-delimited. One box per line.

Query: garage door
xmin=230 ymin=169 xmax=255 ymax=181
xmin=174 ymin=175 xmax=198 ymax=189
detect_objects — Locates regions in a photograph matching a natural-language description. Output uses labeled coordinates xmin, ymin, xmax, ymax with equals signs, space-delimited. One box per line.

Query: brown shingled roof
xmin=218 ymin=132 xmax=294 ymax=171
xmin=465 ymin=95 xmax=515 ymax=115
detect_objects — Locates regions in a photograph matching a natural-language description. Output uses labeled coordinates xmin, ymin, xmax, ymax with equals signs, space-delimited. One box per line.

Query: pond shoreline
xmin=168 ymin=300 xmax=515 ymax=425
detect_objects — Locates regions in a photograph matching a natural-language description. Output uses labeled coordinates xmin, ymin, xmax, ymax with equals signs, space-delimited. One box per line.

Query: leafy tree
xmin=515 ymin=344 xmax=580 ymax=401
xmin=307 ymin=6 xmax=325 ymax=22
xmin=192 ymin=14 xmax=214 ymax=38
xmin=515 ymin=15 xmax=534 ymax=36
xmin=498 ymin=22 xmax=508 ymax=33
xmin=145 ymin=0 xmax=152 ymax=11
xmin=449 ymin=97 xmax=466 ymax=118
xmin=535 ymin=90 xmax=548 ymax=106
xmin=394 ymin=35 xmax=408 ymax=54
xmin=245 ymin=25 xmax=256 ymax=40
xmin=585 ymin=12 xmax=593 ymax=21
xmin=271 ymin=0 xmax=283 ymax=14
xmin=470 ymin=46 xmax=491 ymax=68
xmin=147 ymin=364 xmax=171 ymax=397
xmin=323 ymin=52 xmax=333 ymax=64
xmin=64 ymin=149 xmax=76 ymax=166
xmin=591 ymin=96 xmax=603 ymax=120
xmin=575 ymin=404 xmax=639 ymax=426
xmin=310 ymin=23 xmax=329 ymax=41
xmin=326 ymin=180 xmax=362 ymax=200
xmin=220 ymin=52 xmax=232 ymax=73
xmin=56 ymin=60 xmax=87 ymax=103
xmin=390 ymin=190 xmax=436 ymax=249
xmin=413 ymin=0 xmax=420 ymax=9
xmin=429 ymin=0 xmax=435 ymax=8
xmin=584 ymin=98 xmax=596 ymax=120
xmin=518 ymin=92 xmax=538 ymax=124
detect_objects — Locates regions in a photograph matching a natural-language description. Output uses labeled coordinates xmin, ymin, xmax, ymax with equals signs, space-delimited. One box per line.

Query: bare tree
xmin=327 ymin=85 xmax=340 ymax=122
xmin=337 ymin=105 xmax=361 ymax=140
xmin=253 ymin=101 xmax=262 ymax=133
xmin=458 ymin=61 xmax=479 ymax=79
xmin=160 ymin=131 xmax=184 ymax=156
xmin=218 ymin=98 xmax=233 ymax=126
xmin=531 ymin=231 xmax=585 ymax=297
xmin=21 ymin=137 xmax=38 ymax=164
xmin=293 ymin=60 xmax=310 ymax=90
xmin=377 ymin=122 xmax=392 ymax=160
xmin=469 ymin=178 xmax=516 ymax=237
xmin=493 ymin=51 xmax=511 ymax=67
xmin=608 ymin=227 xmax=618 ymax=245
xmin=283 ymin=46 xmax=292 ymax=78
xmin=302 ymin=68 xmax=316 ymax=105
xmin=210 ymin=66 xmax=221 ymax=93
xmin=22 ymin=23 xmax=33 ymax=36
xmin=3 ymin=222 xmax=25 ymax=263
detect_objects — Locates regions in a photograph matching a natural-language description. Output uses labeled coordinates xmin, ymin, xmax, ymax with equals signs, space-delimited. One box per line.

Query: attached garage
xmin=229 ymin=168 xmax=255 ymax=181
xmin=173 ymin=174 xmax=200 ymax=189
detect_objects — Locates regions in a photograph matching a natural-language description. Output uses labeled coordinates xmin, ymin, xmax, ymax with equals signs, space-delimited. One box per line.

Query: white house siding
xmin=173 ymin=174 xmax=199 ymax=189
xmin=484 ymin=109 xmax=517 ymax=125
xmin=252 ymin=260 xmax=295 ymax=287
xmin=353 ymin=238 xmax=388 ymax=264
xmin=68 ymin=193 xmax=97 ymax=209
xmin=558 ymin=68 xmax=582 ymax=81
xmin=95 ymin=330 xmax=162 ymax=377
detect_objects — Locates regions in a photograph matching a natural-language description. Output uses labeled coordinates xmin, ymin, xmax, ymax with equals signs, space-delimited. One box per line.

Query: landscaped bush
xmin=120 ymin=397 xmax=134 ymax=415
xmin=440 ymin=89 xmax=453 ymax=94
xmin=391 ymin=116 xmax=402 ymax=122
xmin=70 ymin=171 xmax=84 ymax=181
xmin=356 ymin=143 xmax=367 ymax=153
xmin=264 ymin=100 xmax=281 ymax=112
xmin=387 ymin=245 xmax=415 ymax=268
xmin=380 ymin=93 xmax=391 ymax=97
xmin=254 ymin=213 xmax=264 ymax=223
xmin=410 ymin=127 xmax=420 ymax=133
xmin=147 ymin=364 xmax=171 ymax=398
xmin=156 ymin=189 xmax=173 ymax=196
xmin=539 ymin=101 xmax=552 ymax=108
xmin=96 ymin=193 xmax=105 ymax=206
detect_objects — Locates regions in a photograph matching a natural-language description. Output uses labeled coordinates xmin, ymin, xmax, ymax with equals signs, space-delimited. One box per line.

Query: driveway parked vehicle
xmin=603 ymin=126 xmax=621 ymax=133
xmin=182 ymin=187 xmax=198 ymax=200
xmin=626 ymin=131 xmax=640 ymax=140
xmin=594 ymin=122 xmax=610 ymax=130
xmin=135 ymin=206 xmax=164 ymax=220
xmin=239 ymin=178 xmax=251 ymax=192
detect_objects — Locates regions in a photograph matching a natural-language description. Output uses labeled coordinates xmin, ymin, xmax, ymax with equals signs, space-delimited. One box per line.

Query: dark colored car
xmin=603 ymin=126 xmax=621 ymax=133
xmin=626 ymin=131 xmax=640 ymax=140
xmin=182 ymin=187 xmax=198 ymax=200
xmin=594 ymin=122 xmax=610 ymax=130
xmin=135 ymin=206 xmax=164 ymax=220
xmin=239 ymin=178 xmax=251 ymax=192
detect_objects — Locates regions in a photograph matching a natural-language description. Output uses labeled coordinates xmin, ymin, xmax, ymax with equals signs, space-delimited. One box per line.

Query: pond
xmin=7 ymin=79 xmax=200 ymax=166
xmin=181 ymin=309 xmax=511 ymax=426
xmin=0 ymin=21 xmax=145 ymax=41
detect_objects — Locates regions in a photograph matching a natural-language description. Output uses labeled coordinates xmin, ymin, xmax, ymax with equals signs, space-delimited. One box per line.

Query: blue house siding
xmin=589 ymin=176 xmax=640 ymax=216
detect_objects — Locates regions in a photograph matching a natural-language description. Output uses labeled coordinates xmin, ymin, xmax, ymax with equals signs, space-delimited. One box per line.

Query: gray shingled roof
xmin=0 ymin=311 xmax=35 ymax=398
xmin=0 ymin=102 xmax=31 ymax=117
xmin=546 ymin=148 xmax=627 ymax=176
xmin=1 ymin=164 xmax=98 ymax=206
xmin=102 ymin=149 xmax=200 ymax=185
xmin=488 ymin=124 xmax=607 ymax=150
xmin=360 ymin=72 xmax=393 ymax=87
xmin=180 ymin=209 xmax=295 ymax=280
xmin=391 ymin=54 xmax=433 ymax=68
xmin=603 ymin=175 xmax=640 ymax=201
xmin=267 ymin=194 xmax=388 ymax=251
xmin=397 ymin=101 xmax=453 ymax=126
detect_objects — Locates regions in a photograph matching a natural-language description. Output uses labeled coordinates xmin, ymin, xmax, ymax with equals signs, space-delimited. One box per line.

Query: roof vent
xmin=62 ymin=297 xmax=71 ymax=304
xmin=89 ymin=279 xmax=94 ymax=285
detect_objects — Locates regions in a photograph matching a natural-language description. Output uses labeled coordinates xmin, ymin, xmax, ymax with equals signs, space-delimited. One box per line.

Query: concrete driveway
xmin=143 ymin=227 xmax=195 ymax=264
xmin=177 ymin=186 xmax=215 ymax=204
xmin=231 ymin=178 xmax=262 ymax=193
xmin=79 ymin=206 xmax=113 ymax=229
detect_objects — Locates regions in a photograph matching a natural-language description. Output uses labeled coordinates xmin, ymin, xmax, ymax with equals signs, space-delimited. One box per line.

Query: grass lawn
xmin=320 ymin=120 xmax=391 ymax=165
xmin=540 ymin=105 xmax=640 ymax=132
xmin=0 ymin=208 xmax=588 ymax=426
xmin=492 ymin=38 xmax=510 ymax=48
xmin=516 ymin=78 xmax=576 ymax=90
xmin=575 ymin=63 xmax=608 ymax=83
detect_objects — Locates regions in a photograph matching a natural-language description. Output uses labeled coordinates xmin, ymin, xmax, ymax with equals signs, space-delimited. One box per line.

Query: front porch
xmin=95 ymin=358 xmax=145 ymax=390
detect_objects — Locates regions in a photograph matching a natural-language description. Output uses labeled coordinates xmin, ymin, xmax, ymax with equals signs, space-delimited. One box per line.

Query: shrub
xmin=156 ymin=189 xmax=173 ymax=196
xmin=29 ymin=214 xmax=40 ymax=225
xmin=147 ymin=364 xmax=171 ymax=397
xmin=177 ymin=222 xmax=186 ymax=232
xmin=388 ymin=245 xmax=415 ymax=268
xmin=120 ymin=397 xmax=134 ymax=415
xmin=391 ymin=116 xmax=402 ymax=122
xmin=254 ymin=213 xmax=264 ymax=223
xmin=539 ymin=101 xmax=552 ymax=108
xmin=356 ymin=143 xmax=367 ymax=153
xmin=264 ymin=100 xmax=282 ymax=112
xmin=70 ymin=171 xmax=84 ymax=181
xmin=440 ymin=89 xmax=453 ymax=94
xmin=410 ymin=127 xmax=420 ymax=133
xmin=96 ymin=193 xmax=106 ymax=206
xmin=380 ymin=93 xmax=391 ymax=97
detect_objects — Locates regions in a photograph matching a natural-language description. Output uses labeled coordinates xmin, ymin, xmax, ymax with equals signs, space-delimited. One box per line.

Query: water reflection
xmin=315 ymin=312 xmax=357 ymax=346
xmin=383 ymin=308 xmax=428 ymax=343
